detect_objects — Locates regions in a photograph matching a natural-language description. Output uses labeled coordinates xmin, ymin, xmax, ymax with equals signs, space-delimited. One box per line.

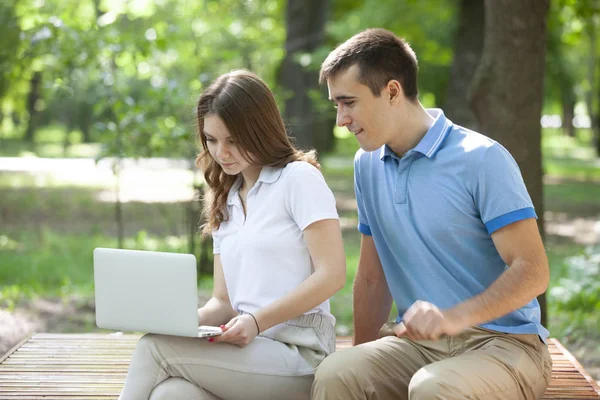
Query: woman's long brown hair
xmin=196 ymin=70 xmax=319 ymax=236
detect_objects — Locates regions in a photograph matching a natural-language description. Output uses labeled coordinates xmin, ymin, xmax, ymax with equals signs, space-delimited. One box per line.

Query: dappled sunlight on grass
xmin=0 ymin=158 xmax=199 ymax=202
xmin=542 ymin=128 xmax=598 ymax=161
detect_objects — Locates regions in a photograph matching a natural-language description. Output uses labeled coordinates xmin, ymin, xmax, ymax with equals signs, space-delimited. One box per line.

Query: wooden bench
xmin=1 ymin=334 xmax=599 ymax=399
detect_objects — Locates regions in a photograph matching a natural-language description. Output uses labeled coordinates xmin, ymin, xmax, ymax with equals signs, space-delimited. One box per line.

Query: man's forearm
xmin=353 ymin=272 xmax=393 ymax=345
xmin=445 ymin=257 xmax=548 ymax=329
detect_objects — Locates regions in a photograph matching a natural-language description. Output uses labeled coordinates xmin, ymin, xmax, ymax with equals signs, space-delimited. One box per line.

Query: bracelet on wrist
xmin=248 ymin=312 xmax=261 ymax=335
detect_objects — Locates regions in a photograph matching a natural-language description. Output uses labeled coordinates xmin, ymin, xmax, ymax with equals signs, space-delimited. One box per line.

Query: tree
xmin=443 ymin=0 xmax=484 ymax=130
xmin=582 ymin=11 xmax=600 ymax=155
xmin=470 ymin=0 xmax=550 ymax=325
xmin=323 ymin=0 xmax=458 ymax=109
xmin=278 ymin=0 xmax=333 ymax=153
xmin=545 ymin=1 xmax=578 ymax=137
xmin=0 ymin=0 xmax=21 ymax=104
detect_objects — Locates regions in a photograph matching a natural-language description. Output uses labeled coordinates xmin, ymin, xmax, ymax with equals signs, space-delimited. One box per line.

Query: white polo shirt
xmin=213 ymin=161 xmax=339 ymax=325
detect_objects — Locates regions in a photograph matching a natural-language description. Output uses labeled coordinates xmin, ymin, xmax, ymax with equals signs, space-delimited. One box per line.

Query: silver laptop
xmin=93 ymin=247 xmax=221 ymax=338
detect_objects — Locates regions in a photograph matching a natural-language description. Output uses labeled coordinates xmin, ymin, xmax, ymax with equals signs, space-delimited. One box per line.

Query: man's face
xmin=327 ymin=64 xmax=393 ymax=152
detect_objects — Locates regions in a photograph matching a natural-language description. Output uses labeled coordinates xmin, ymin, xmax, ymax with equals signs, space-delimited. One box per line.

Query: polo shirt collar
xmin=380 ymin=108 xmax=452 ymax=161
xmin=226 ymin=166 xmax=283 ymax=205
xmin=256 ymin=166 xmax=283 ymax=184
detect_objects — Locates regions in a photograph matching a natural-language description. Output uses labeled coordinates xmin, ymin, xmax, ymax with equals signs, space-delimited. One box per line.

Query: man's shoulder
xmin=447 ymin=125 xmax=496 ymax=151
xmin=354 ymin=147 xmax=382 ymax=169
xmin=439 ymin=125 xmax=501 ymax=164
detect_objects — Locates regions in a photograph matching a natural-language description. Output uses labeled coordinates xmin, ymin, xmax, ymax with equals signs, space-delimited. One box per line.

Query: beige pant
xmin=118 ymin=313 xmax=334 ymax=400
xmin=312 ymin=326 xmax=552 ymax=400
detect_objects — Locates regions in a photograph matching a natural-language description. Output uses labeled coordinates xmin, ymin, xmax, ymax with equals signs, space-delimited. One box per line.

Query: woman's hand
xmin=211 ymin=314 xmax=259 ymax=347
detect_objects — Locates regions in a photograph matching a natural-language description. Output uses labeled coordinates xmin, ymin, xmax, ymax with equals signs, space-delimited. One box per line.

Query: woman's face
xmin=203 ymin=114 xmax=253 ymax=176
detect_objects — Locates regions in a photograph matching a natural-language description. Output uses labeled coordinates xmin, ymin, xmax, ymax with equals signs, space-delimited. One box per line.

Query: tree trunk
xmin=585 ymin=18 xmax=600 ymax=157
xmin=444 ymin=0 xmax=484 ymax=130
xmin=562 ymin=97 xmax=575 ymax=137
xmin=79 ymin=102 xmax=93 ymax=142
xmin=24 ymin=71 xmax=42 ymax=143
xmin=595 ymin=114 xmax=600 ymax=157
xmin=469 ymin=0 xmax=550 ymax=326
xmin=278 ymin=0 xmax=334 ymax=153
xmin=546 ymin=2 xmax=577 ymax=138
xmin=113 ymin=147 xmax=124 ymax=249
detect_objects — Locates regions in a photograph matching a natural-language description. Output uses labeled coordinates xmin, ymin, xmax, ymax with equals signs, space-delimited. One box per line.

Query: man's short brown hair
xmin=320 ymin=28 xmax=419 ymax=101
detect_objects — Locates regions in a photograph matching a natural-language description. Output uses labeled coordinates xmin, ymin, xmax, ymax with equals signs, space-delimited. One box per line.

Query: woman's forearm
xmin=198 ymin=297 xmax=237 ymax=326
xmin=252 ymin=265 xmax=345 ymax=332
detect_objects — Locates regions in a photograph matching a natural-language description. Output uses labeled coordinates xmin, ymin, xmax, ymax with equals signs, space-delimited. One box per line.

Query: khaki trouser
xmin=312 ymin=326 xmax=552 ymax=400
xmin=118 ymin=313 xmax=335 ymax=400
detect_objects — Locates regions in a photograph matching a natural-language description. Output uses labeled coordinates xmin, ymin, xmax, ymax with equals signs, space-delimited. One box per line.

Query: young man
xmin=312 ymin=28 xmax=552 ymax=400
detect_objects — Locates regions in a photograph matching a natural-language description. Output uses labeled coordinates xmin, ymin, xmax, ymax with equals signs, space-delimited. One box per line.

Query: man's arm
xmin=353 ymin=234 xmax=393 ymax=345
xmin=398 ymin=218 xmax=549 ymax=340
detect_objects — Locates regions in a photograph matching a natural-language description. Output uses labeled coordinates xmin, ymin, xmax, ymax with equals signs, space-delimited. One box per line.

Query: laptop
xmin=93 ymin=247 xmax=222 ymax=338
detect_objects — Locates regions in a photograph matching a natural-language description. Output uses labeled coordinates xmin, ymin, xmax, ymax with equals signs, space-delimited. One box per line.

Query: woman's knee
xmin=137 ymin=332 xmax=160 ymax=346
xmin=134 ymin=333 xmax=161 ymax=354
xmin=149 ymin=377 xmax=210 ymax=400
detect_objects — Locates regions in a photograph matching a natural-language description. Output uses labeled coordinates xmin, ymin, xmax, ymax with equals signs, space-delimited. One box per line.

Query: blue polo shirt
xmin=354 ymin=109 xmax=548 ymax=341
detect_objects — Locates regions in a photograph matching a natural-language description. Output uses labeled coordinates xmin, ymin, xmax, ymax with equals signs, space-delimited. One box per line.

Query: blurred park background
xmin=0 ymin=0 xmax=599 ymax=381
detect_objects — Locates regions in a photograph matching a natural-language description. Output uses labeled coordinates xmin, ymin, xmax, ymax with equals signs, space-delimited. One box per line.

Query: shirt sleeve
xmin=212 ymin=229 xmax=221 ymax=254
xmin=285 ymin=162 xmax=339 ymax=231
xmin=354 ymin=151 xmax=372 ymax=236
xmin=474 ymin=143 xmax=537 ymax=235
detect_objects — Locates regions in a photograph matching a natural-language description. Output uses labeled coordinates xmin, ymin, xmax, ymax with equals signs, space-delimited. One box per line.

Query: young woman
xmin=118 ymin=70 xmax=346 ymax=400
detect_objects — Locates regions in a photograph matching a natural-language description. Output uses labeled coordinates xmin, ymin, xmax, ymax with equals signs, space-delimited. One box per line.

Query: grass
xmin=0 ymin=126 xmax=599 ymax=338
xmin=0 ymin=125 xmax=102 ymax=158
xmin=0 ymin=230 xmax=200 ymax=308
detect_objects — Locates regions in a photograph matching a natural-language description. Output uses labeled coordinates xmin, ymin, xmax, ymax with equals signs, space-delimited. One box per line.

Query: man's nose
xmin=336 ymin=110 xmax=351 ymax=127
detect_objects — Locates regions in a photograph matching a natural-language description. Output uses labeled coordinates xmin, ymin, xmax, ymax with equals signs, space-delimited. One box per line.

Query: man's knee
xmin=312 ymin=347 xmax=375 ymax=399
xmin=313 ymin=351 xmax=352 ymax=389
xmin=408 ymin=367 xmax=448 ymax=400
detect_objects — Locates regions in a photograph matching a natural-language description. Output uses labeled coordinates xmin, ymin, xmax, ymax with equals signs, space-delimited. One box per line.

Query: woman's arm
xmin=215 ymin=218 xmax=346 ymax=346
xmin=254 ymin=218 xmax=346 ymax=329
xmin=197 ymin=254 xmax=238 ymax=326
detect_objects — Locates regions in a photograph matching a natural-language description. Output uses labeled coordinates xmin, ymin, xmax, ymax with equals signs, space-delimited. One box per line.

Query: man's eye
xmin=344 ymin=101 xmax=355 ymax=107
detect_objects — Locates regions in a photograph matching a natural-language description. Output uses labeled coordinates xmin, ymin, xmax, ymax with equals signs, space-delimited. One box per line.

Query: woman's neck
xmin=240 ymin=166 xmax=262 ymax=193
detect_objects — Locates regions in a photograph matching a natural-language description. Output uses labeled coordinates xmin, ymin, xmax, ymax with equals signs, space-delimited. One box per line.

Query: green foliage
xmin=2 ymin=0 xmax=286 ymax=158
xmin=0 ymin=0 xmax=22 ymax=101
xmin=550 ymin=246 xmax=600 ymax=313
xmin=324 ymin=0 xmax=459 ymax=106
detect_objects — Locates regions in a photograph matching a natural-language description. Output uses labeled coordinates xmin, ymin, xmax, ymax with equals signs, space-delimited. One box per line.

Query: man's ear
xmin=386 ymin=79 xmax=404 ymax=103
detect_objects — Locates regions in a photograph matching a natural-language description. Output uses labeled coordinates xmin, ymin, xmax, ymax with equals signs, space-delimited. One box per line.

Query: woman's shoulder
xmin=281 ymin=160 xmax=322 ymax=178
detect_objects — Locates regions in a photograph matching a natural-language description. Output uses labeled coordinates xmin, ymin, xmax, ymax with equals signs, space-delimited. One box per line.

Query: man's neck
xmin=387 ymin=102 xmax=435 ymax=157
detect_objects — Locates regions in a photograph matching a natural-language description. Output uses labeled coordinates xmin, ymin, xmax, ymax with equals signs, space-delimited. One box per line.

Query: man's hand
xmin=394 ymin=300 xmax=467 ymax=341
xmin=212 ymin=314 xmax=259 ymax=347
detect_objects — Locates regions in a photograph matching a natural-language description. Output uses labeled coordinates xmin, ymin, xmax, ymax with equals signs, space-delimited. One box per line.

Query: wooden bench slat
xmin=0 ymin=334 xmax=598 ymax=400
xmin=2 ymin=360 xmax=132 ymax=365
